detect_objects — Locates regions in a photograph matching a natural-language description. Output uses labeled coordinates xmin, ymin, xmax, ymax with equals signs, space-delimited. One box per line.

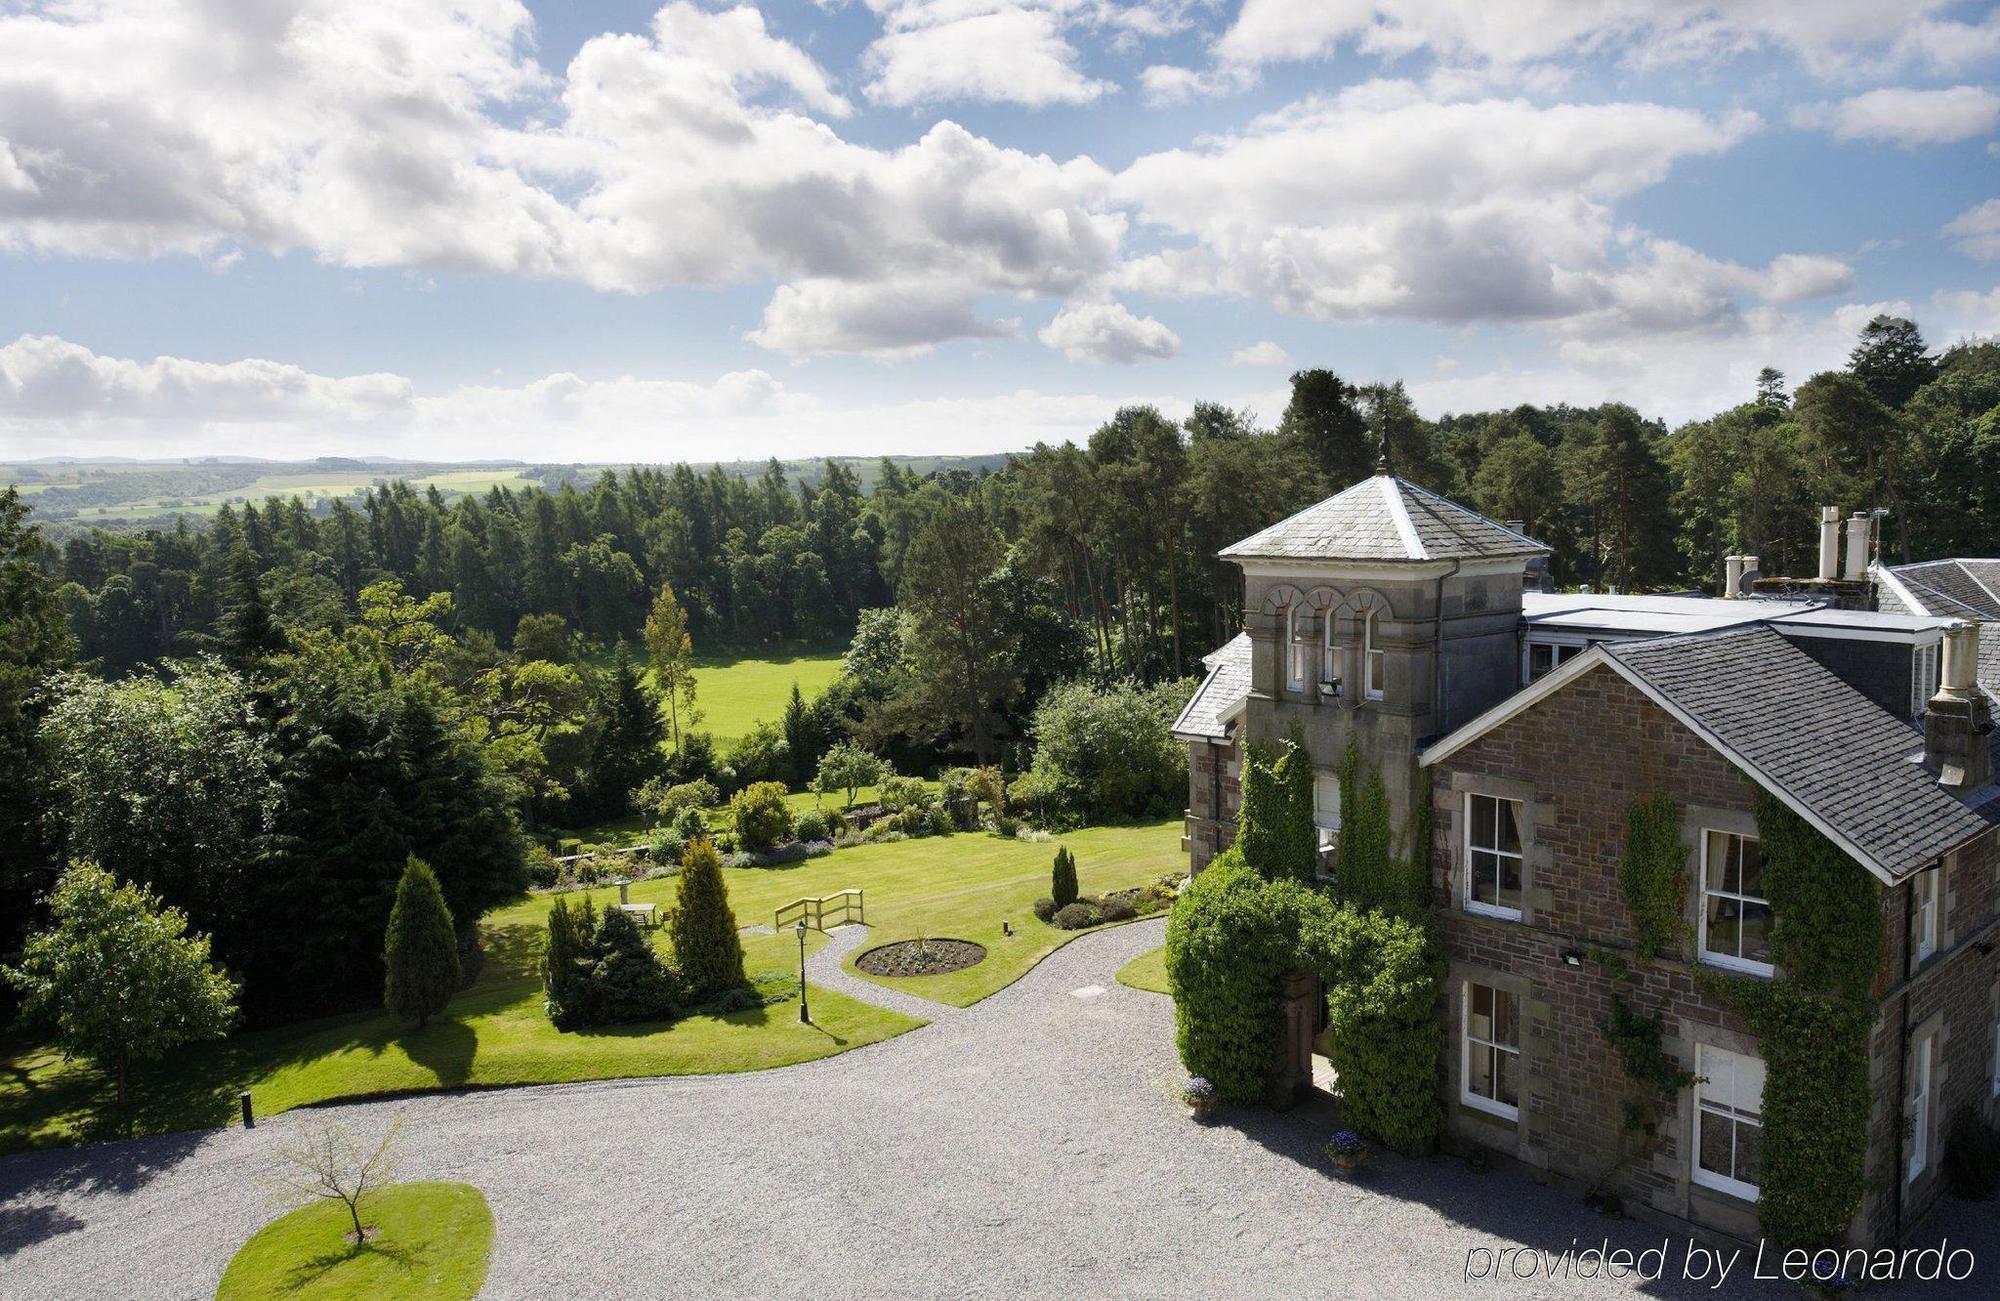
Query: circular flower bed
xmin=856 ymin=938 xmax=987 ymax=977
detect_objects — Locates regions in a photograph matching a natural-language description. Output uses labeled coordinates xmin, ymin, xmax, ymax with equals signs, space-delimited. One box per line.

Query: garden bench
xmin=617 ymin=902 xmax=658 ymax=930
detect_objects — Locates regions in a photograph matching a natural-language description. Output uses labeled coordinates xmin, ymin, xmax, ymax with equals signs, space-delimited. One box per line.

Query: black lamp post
xmin=796 ymin=917 xmax=810 ymax=1024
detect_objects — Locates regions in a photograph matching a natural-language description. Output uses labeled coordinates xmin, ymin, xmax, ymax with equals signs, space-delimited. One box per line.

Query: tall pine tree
xmin=671 ymin=840 xmax=746 ymax=998
xmin=588 ymin=641 xmax=665 ymax=815
xmin=384 ymin=856 xmax=460 ymax=1027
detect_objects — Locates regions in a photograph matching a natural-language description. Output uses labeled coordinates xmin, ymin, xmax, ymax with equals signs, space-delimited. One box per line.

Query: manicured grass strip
xmin=217 ymin=1181 xmax=492 ymax=1300
xmin=1115 ymin=946 xmax=1170 ymax=995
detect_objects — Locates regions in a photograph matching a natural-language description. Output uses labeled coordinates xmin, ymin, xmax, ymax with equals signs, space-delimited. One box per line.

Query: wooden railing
xmin=775 ymin=889 xmax=865 ymax=933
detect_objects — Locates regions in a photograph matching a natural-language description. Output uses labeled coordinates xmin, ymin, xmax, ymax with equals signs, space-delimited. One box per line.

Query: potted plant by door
xmin=1325 ymin=1130 xmax=1368 ymax=1174
xmin=1180 ymin=1076 xmax=1217 ymax=1119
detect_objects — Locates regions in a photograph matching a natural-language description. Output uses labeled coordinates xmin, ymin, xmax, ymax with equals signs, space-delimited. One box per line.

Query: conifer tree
xmin=670 ymin=840 xmax=746 ymax=997
xmin=588 ymin=641 xmax=665 ymax=815
xmin=1052 ymin=846 xmax=1078 ymax=909
xmin=383 ymin=857 xmax=460 ymax=1027
xmin=218 ymin=542 xmax=285 ymax=662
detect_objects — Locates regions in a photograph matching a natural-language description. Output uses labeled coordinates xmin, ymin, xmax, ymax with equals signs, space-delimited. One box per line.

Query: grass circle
xmin=217 ymin=1181 xmax=492 ymax=1300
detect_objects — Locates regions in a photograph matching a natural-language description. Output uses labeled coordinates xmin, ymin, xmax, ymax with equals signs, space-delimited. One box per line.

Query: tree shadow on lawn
xmin=399 ymin=1018 xmax=477 ymax=1089
xmin=283 ymin=1235 xmax=430 ymax=1292
xmin=0 ymin=1124 xmax=206 ymax=1254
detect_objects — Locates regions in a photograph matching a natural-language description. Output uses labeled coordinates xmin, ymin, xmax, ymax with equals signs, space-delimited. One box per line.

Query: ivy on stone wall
xmin=1234 ymin=742 xmax=1282 ymax=878
xmin=1237 ymin=737 xmax=1317 ymax=885
xmin=1165 ymin=854 xmax=1443 ymax=1151
xmin=1332 ymin=740 xmax=1423 ymax=915
xmin=1705 ymin=793 xmax=1884 ymax=1250
xmin=1617 ymin=792 xmax=1688 ymax=960
xmin=1273 ymin=734 xmax=1317 ymax=884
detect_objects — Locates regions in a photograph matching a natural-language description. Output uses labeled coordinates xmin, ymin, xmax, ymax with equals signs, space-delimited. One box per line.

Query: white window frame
xmin=1461 ymin=980 xmax=1521 ymax=1121
xmin=1699 ymin=829 xmax=1773 ymax=977
xmin=1523 ymin=636 xmax=1587 ymax=684
xmin=1313 ymin=774 xmax=1341 ymax=877
xmin=1363 ymin=608 xmax=1385 ymax=701
xmin=1912 ymin=640 xmax=1940 ymax=720
xmin=1463 ymin=792 xmax=1524 ymax=921
xmin=1990 ymin=1010 xmax=1999 ymax=1100
xmin=1285 ymin=603 xmax=1308 ymax=693
xmin=1321 ymin=612 xmax=1337 ymax=691
xmin=1914 ymin=865 xmax=1940 ymax=965
xmin=1693 ymin=1044 xmax=1764 ymax=1201
xmin=1908 ymin=1031 xmax=1935 ymax=1183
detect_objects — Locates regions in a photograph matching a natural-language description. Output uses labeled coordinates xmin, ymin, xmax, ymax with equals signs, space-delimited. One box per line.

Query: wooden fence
xmin=774 ymin=889 xmax=865 ymax=933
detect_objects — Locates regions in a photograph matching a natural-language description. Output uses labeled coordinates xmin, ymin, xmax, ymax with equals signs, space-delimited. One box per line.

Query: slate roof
xmin=1884 ymin=559 xmax=2000 ymax=620
xmin=1170 ymin=633 xmax=1251 ymax=741
xmin=1603 ymin=626 xmax=1991 ymax=881
xmin=1219 ymin=473 xmax=1549 ymax=563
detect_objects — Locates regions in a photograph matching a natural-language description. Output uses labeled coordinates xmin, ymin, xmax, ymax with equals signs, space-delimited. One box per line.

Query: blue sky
xmin=1 ymin=1 xmax=1997 ymax=462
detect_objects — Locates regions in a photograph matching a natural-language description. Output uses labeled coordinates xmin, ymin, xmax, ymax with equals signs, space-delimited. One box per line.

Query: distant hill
xmin=4 ymin=452 xmax=1013 ymax=533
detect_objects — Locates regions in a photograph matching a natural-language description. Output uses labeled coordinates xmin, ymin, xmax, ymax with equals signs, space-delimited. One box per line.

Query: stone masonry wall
xmin=1186 ymin=736 xmax=1240 ymax=873
xmin=1433 ymin=665 xmax=1775 ymax=1245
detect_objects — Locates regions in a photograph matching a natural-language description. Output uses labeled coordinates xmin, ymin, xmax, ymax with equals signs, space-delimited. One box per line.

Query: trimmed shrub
xmin=1164 ymin=854 xmax=1314 ymax=1104
xmin=542 ymin=894 xmax=590 ymax=1029
xmin=1032 ymin=897 xmax=1057 ymax=923
xmin=671 ymin=840 xmax=747 ymax=998
xmin=383 ymin=857 xmax=460 ymax=1028
xmin=793 ymin=809 xmax=832 ymax=843
xmin=1053 ymin=901 xmax=1100 ymax=930
xmin=586 ymin=905 xmax=682 ymax=1023
xmin=1097 ymin=896 xmax=1136 ymax=923
xmin=525 ymin=843 xmax=560 ymax=890
xmin=673 ymin=805 xmax=709 ymax=842
xmin=1305 ymin=904 xmax=1444 ymax=1154
xmin=1052 ymin=847 xmax=1079 ymax=909
xmin=730 ymin=781 xmax=794 ymax=853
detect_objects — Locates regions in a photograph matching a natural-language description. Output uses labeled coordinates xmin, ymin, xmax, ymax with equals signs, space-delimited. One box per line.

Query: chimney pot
xmin=1924 ymin=621 xmax=1994 ymax=796
xmin=1724 ymin=555 xmax=1744 ymax=599
xmin=1818 ymin=507 xmax=1841 ymax=582
xmin=1843 ymin=513 xmax=1869 ymax=581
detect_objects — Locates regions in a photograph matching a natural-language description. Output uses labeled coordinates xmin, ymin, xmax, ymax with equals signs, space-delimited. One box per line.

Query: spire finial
xmin=1375 ymin=427 xmax=1390 ymax=476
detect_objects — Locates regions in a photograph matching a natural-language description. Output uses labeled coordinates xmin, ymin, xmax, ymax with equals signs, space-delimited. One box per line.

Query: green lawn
xmin=0 ymin=819 xmax=1180 ymax=1154
xmin=217 ymin=1182 xmax=492 ymax=1300
xmin=836 ymin=820 xmax=1183 ymax=1005
xmin=1115 ymin=946 xmax=1170 ymax=995
xmin=685 ymin=648 xmax=845 ymax=750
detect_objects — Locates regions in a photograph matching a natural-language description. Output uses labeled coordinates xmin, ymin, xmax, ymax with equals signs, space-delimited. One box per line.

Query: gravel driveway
xmin=2 ymin=918 xmax=1992 ymax=1299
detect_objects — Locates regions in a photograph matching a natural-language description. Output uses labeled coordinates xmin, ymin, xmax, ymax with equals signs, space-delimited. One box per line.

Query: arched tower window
xmin=1322 ymin=609 xmax=1338 ymax=689
xmin=1363 ymin=608 xmax=1385 ymax=701
xmin=1285 ymin=603 xmax=1308 ymax=693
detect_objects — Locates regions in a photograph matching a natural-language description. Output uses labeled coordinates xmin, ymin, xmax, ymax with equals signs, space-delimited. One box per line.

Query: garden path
xmin=1 ymin=919 xmax=1986 ymax=1299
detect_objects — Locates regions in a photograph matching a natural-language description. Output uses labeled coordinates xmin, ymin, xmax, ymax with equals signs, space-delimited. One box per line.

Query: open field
xmin=25 ymin=467 xmax=540 ymax=522
xmin=683 ymin=647 xmax=846 ymax=750
xmin=0 ymin=819 xmax=1178 ymax=1154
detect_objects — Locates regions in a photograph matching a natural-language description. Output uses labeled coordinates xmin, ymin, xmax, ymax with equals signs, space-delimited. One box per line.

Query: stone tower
xmin=1217 ymin=468 xmax=1549 ymax=862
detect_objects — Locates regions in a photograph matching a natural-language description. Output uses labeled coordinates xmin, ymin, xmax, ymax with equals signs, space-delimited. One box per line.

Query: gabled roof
xmin=1882 ymin=559 xmax=2000 ymax=620
xmin=1171 ymin=633 xmax=1251 ymax=741
xmin=1219 ymin=472 xmax=1549 ymax=564
xmin=1422 ymin=625 xmax=1992 ymax=883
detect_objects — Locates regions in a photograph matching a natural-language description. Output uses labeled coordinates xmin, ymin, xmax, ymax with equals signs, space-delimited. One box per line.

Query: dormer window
xmin=1363 ymin=609 xmax=1384 ymax=700
xmin=1912 ymin=640 xmax=1940 ymax=720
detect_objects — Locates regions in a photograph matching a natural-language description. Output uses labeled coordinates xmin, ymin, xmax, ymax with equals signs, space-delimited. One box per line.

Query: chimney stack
xmin=1923 ymin=621 xmax=1995 ymax=796
xmin=1724 ymin=555 xmax=1744 ymax=599
xmin=1818 ymin=506 xmax=1841 ymax=582
xmin=1843 ymin=512 xmax=1870 ymax=581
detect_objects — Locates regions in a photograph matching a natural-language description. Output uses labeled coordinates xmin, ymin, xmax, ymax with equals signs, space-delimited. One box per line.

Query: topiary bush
xmin=671 ymin=840 xmax=748 ymax=998
xmin=1164 ymin=854 xmax=1315 ymax=1104
xmin=1032 ymin=897 xmax=1057 ymax=923
xmin=1052 ymin=846 xmax=1078 ymax=909
xmin=729 ymin=781 xmax=794 ymax=853
xmin=383 ymin=857 xmax=460 ymax=1028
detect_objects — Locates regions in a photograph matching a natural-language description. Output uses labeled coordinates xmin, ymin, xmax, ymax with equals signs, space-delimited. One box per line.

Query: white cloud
xmin=1944 ymin=200 xmax=2000 ymax=261
xmin=0 ymin=334 xmax=411 ymax=422
xmin=745 ymin=278 xmax=1016 ymax=359
xmin=0 ymin=1 xmax=1123 ymax=358
xmin=0 ymin=333 xmax=1202 ymax=461
xmin=1138 ymin=62 xmax=1255 ymax=105
xmin=1755 ymin=253 xmax=1856 ymax=304
xmin=1037 ymin=300 xmax=1181 ymax=363
xmin=1229 ymin=341 xmax=1291 ymax=367
xmin=1116 ymin=84 xmax=1763 ymax=329
xmin=1208 ymin=0 xmax=1998 ymax=77
xmin=1793 ymin=86 xmax=2000 ymax=148
xmin=862 ymin=4 xmax=1113 ymax=108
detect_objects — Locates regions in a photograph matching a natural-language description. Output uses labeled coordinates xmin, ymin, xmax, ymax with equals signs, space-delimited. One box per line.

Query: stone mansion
xmin=1172 ymin=469 xmax=2000 ymax=1249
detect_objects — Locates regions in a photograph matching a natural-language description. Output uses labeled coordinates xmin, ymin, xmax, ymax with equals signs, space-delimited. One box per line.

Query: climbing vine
xmin=1706 ymin=793 xmax=1884 ymax=1249
xmin=1237 ymin=736 xmax=1317 ymax=884
xmin=1331 ymin=740 xmax=1426 ymax=915
xmin=1618 ymin=792 xmax=1688 ymax=960
xmin=1601 ymin=995 xmax=1697 ymax=1135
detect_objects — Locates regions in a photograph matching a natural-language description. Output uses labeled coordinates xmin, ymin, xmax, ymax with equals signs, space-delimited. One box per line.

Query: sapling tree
xmin=814 ymin=740 xmax=887 ymax=809
xmin=267 ymin=1111 xmax=406 ymax=1243
xmin=2 ymin=863 xmax=237 ymax=1109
